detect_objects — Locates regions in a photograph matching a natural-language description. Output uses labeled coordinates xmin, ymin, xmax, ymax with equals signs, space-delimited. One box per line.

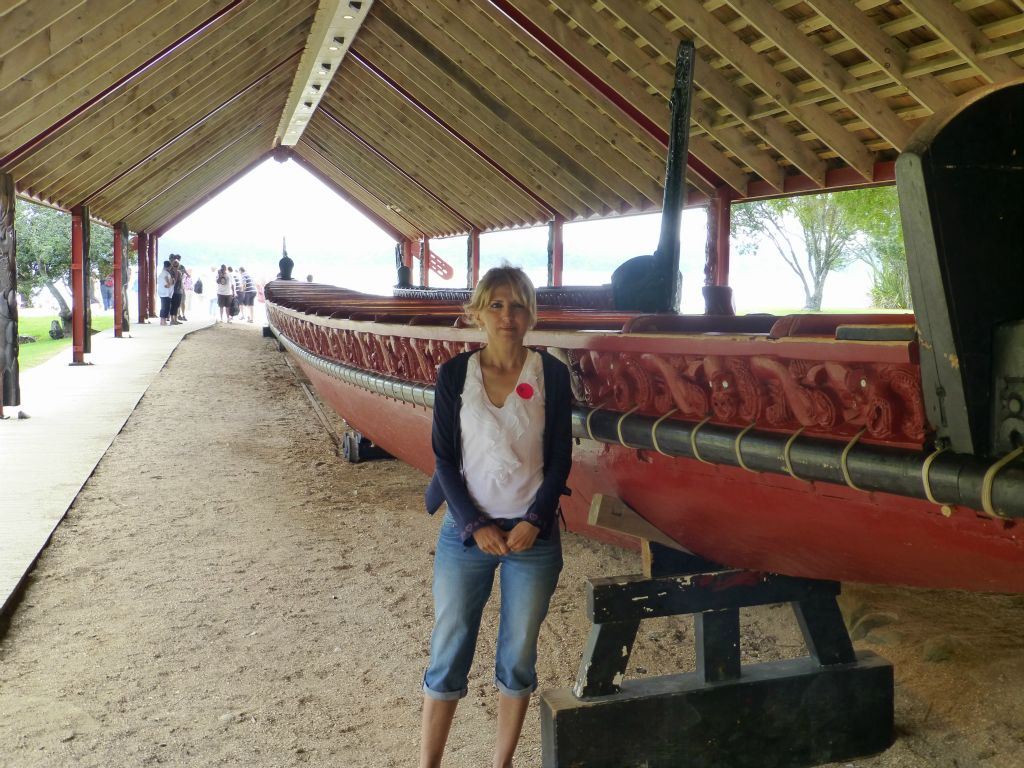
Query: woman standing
xmin=421 ymin=266 xmax=573 ymax=768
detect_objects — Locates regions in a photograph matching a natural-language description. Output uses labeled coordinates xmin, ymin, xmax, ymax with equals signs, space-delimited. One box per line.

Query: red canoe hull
xmin=298 ymin=361 xmax=1024 ymax=593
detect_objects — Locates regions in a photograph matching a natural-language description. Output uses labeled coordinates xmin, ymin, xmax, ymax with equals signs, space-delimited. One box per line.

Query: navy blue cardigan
xmin=425 ymin=349 xmax=573 ymax=544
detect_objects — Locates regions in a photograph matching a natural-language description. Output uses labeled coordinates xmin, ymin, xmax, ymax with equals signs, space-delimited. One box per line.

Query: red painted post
xmin=70 ymin=206 xmax=87 ymax=364
xmin=400 ymin=239 xmax=414 ymax=269
xmin=137 ymin=232 xmax=149 ymax=323
xmin=468 ymin=228 xmax=480 ymax=288
xmin=548 ymin=215 xmax=564 ymax=287
xmin=149 ymin=237 xmax=158 ymax=319
xmin=713 ymin=188 xmax=732 ymax=287
xmin=113 ymin=225 xmax=124 ymax=338
xmin=702 ymin=188 xmax=735 ymax=315
xmin=421 ymin=238 xmax=430 ymax=287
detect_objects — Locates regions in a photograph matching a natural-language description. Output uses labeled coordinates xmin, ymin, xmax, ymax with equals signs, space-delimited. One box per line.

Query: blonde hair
xmin=464 ymin=265 xmax=537 ymax=329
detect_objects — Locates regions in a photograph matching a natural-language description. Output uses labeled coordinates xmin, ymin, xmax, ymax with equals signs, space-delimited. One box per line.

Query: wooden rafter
xmin=489 ymin=0 xmax=744 ymax=195
xmin=900 ymin=0 xmax=1024 ymax=84
xmin=724 ymin=0 xmax=914 ymax=150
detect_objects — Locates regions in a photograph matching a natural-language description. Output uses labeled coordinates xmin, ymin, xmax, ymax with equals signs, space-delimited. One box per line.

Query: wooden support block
xmin=644 ymin=540 xmax=723 ymax=577
xmin=573 ymin=620 xmax=641 ymax=698
xmin=587 ymin=570 xmax=839 ymax=623
xmin=793 ymin=594 xmax=856 ymax=665
xmin=695 ymin=608 xmax=740 ymax=683
xmin=541 ymin=652 xmax=894 ymax=768
xmin=588 ymin=494 xmax=687 ymax=551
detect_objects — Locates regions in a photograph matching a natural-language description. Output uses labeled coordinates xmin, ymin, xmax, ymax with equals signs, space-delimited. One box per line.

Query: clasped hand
xmin=473 ymin=521 xmax=539 ymax=555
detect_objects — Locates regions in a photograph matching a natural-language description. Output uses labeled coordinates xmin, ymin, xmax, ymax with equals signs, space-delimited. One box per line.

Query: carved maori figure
xmin=0 ymin=173 xmax=19 ymax=408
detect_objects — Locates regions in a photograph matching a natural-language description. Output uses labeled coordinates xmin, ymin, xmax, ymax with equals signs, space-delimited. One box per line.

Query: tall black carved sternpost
xmin=0 ymin=172 xmax=19 ymax=409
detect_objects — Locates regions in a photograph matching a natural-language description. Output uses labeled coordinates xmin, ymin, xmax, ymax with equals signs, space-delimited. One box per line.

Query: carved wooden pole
xmin=70 ymin=205 xmax=91 ymax=364
xmin=651 ymin=40 xmax=696 ymax=313
xmin=113 ymin=222 xmax=131 ymax=337
xmin=137 ymin=232 xmax=149 ymax=323
xmin=0 ymin=172 xmax=19 ymax=412
xmin=548 ymin=215 xmax=565 ymax=287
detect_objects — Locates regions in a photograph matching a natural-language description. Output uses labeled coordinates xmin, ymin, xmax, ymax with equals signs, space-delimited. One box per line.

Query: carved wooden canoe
xmin=265 ymin=282 xmax=1024 ymax=593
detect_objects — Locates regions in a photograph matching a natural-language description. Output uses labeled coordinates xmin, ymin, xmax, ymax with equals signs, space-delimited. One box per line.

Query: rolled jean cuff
xmin=495 ymin=677 xmax=535 ymax=699
xmin=422 ymin=680 xmax=467 ymax=701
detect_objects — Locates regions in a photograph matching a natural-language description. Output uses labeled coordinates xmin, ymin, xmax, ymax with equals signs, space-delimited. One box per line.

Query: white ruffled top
xmin=460 ymin=349 xmax=546 ymax=520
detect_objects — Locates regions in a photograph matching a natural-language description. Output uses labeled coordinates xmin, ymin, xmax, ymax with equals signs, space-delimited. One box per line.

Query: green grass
xmin=16 ymin=314 xmax=115 ymax=370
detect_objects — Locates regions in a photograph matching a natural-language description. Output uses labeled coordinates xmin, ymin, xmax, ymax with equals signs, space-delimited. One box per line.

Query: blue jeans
xmin=423 ymin=513 xmax=562 ymax=700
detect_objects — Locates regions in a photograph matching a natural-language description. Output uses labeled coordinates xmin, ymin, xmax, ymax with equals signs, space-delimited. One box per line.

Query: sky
xmin=159 ymin=158 xmax=876 ymax=313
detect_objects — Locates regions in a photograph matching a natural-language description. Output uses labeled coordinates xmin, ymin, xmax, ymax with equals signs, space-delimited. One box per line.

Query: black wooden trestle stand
xmin=540 ymin=545 xmax=893 ymax=767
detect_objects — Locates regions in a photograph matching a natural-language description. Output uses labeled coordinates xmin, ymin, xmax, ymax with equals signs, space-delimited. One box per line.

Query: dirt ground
xmin=1 ymin=324 xmax=1022 ymax=768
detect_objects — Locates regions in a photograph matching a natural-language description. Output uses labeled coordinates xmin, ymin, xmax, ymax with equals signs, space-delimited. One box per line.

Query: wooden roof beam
xmin=723 ymin=0 xmax=913 ymax=150
xmin=304 ymin=117 xmax=463 ymax=234
xmin=801 ymin=0 xmax=952 ymax=114
xmin=396 ymin=0 xmax=659 ymax=210
xmin=330 ymin=83 xmax=530 ymax=228
xmin=457 ymin=0 xmax=666 ymax=188
xmin=900 ymin=0 xmax=1024 ymax=84
xmin=288 ymin=148 xmax=408 ymax=242
xmin=663 ymin=0 xmax=874 ymax=181
xmin=150 ymin=151 xmax=274 ymax=239
xmin=0 ymin=0 xmax=246 ymax=169
xmin=91 ymin=75 xmax=291 ymax=215
xmin=276 ymin=0 xmax=376 ymax=147
xmin=318 ymin=105 xmax=479 ymax=231
xmin=113 ymin=121 xmax=274 ymax=225
xmin=547 ymin=0 xmax=787 ymax=190
xmin=130 ymin=129 xmax=276 ymax=232
xmin=348 ymin=48 xmax=560 ymax=220
xmin=370 ymin=5 xmax=611 ymax=216
xmin=9 ymin=1 xmax=307 ymax=188
xmin=598 ymin=0 xmax=823 ymax=187
xmin=297 ymin=140 xmax=426 ymax=238
xmin=486 ymin=0 xmax=736 ymax=196
xmin=80 ymin=50 xmax=302 ymax=208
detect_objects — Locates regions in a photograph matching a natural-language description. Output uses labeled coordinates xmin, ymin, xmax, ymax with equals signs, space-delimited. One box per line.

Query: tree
xmin=731 ymin=188 xmax=911 ymax=311
xmin=731 ymin=194 xmax=861 ymax=311
xmin=841 ymin=186 xmax=911 ymax=310
xmin=14 ymin=198 xmax=117 ymax=322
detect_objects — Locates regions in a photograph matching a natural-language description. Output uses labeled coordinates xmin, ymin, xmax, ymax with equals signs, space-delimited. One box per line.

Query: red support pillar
xmin=420 ymin=237 xmax=430 ymax=287
xmin=137 ymin=232 xmax=149 ymax=323
xmin=702 ymin=187 xmax=735 ymax=315
xmin=400 ymin=239 xmax=415 ymax=269
xmin=149 ymin=237 xmax=158 ymax=319
xmin=548 ymin=215 xmax=565 ymax=287
xmin=70 ymin=206 xmax=89 ymax=364
xmin=468 ymin=228 xmax=480 ymax=288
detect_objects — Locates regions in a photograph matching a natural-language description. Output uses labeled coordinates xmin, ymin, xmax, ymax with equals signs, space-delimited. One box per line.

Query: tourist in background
xmin=157 ymin=260 xmax=174 ymax=326
xmin=239 ymin=266 xmax=257 ymax=324
xmin=100 ymin=274 xmax=114 ymax=311
xmin=168 ymin=256 xmax=185 ymax=325
xmin=419 ymin=265 xmax=573 ymax=768
xmin=183 ymin=267 xmax=194 ymax=320
xmin=215 ymin=264 xmax=234 ymax=323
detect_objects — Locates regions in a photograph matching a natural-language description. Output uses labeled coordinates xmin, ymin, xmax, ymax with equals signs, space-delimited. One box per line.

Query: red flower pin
xmin=516 ymin=383 xmax=534 ymax=400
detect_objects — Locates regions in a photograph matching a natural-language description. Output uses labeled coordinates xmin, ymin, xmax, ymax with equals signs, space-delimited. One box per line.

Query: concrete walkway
xmin=0 ymin=317 xmax=214 ymax=617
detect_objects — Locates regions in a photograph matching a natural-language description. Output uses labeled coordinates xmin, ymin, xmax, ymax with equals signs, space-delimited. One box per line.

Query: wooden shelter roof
xmin=2 ymin=0 xmax=1023 ymax=239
